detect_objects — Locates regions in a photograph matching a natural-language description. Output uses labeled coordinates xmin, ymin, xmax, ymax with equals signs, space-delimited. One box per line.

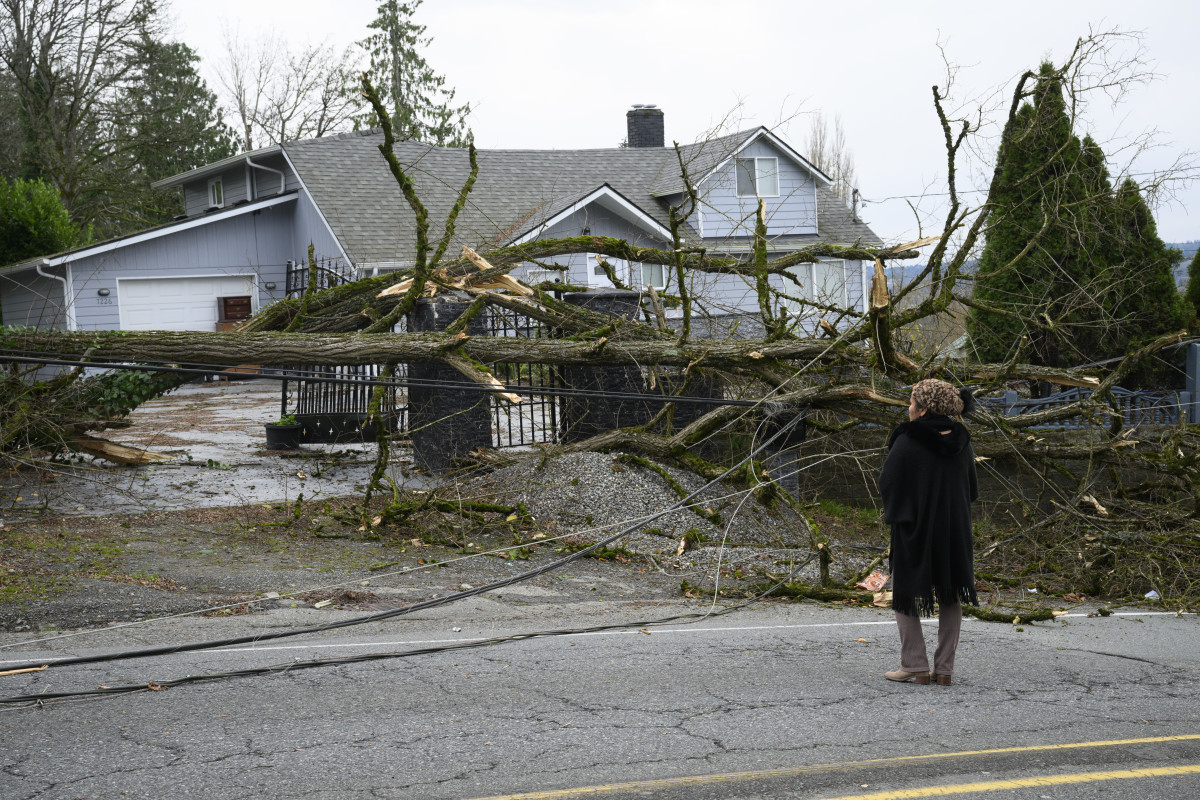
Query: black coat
xmin=879 ymin=414 xmax=979 ymax=617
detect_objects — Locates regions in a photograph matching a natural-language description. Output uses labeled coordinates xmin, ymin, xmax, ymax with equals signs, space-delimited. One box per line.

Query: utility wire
xmin=0 ymin=352 xmax=767 ymax=408
xmin=0 ymin=552 xmax=818 ymax=707
xmin=0 ymin=413 xmax=805 ymax=687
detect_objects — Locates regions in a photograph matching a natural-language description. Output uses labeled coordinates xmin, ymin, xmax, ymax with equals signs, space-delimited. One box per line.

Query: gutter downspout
xmin=245 ymin=156 xmax=286 ymax=199
xmin=36 ymin=261 xmax=77 ymax=331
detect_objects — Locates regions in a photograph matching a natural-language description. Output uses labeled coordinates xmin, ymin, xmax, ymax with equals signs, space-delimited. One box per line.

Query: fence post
xmin=1002 ymin=389 xmax=1019 ymax=416
xmin=407 ymin=298 xmax=493 ymax=473
xmin=559 ymin=290 xmax=649 ymax=442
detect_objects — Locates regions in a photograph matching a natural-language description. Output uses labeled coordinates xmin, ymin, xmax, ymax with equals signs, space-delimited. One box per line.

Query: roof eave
xmin=151 ymin=144 xmax=284 ymax=190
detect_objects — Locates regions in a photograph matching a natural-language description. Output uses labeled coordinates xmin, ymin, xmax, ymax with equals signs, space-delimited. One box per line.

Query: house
xmin=0 ymin=106 xmax=882 ymax=337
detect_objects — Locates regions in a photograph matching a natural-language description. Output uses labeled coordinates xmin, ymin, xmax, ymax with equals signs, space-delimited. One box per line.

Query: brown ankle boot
xmin=885 ymin=669 xmax=931 ymax=684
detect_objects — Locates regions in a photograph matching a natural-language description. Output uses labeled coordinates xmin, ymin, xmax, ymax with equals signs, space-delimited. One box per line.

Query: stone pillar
xmin=1188 ymin=343 xmax=1200 ymax=424
xmin=762 ymin=411 xmax=808 ymax=498
xmin=560 ymin=290 xmax=650 ymax=442
xmin=407 ymin=298 xmax=493 ymax=473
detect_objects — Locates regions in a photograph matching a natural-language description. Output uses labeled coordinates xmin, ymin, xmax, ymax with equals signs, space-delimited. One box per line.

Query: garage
xmin=117 ymin=275 xmax=257 ymax=331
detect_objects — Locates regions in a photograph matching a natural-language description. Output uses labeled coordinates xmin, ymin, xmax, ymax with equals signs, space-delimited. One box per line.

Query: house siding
xmin=0 ymin=271 xmax=70 ymax=329
xmin=64 ymin=202 xmax=296 ymax=330
xmin=697 ymin=139 xmax=818 ymax=241
xmin=182 ymin=154 xmax=300 ymax=217
xmin=291 ymin=192 xmax=348 ymax=272
xmin=514 ymin=203 xmax=669 ymax=289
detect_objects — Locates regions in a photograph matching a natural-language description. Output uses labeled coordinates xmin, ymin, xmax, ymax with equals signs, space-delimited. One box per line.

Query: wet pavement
xmin=0 ymin=378 xmax=431 ymax=517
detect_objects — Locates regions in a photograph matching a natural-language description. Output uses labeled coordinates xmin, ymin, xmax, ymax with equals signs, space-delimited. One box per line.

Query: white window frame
xmin=207 ymin=177 xmax=224 ymax=209
xmin=735 ymin=157 xmax=780 ymax=198
xmin=810 ymin=259 xmax=847 ymax=308
xmin=526 ymin=268 xmax=562 ymax=286
xmin=639 ymin=262 xmax=666 ymax=291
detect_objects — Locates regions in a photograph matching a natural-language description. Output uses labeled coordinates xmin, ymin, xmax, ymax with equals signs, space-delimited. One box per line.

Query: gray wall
xmin=182 ymin=153 xmax=301 ymax=217
xmin=510 ymin=197 xmax=867 ymax=330
xmin=0 ymin=270 xmax=69 ymax=329
xmin=697 ymin=138 xmax=818 ymax=240
xmin=292 ymin=192 xmax=348 ymax=271
xmin=59 ymin=199 xmax=298 ymax=330
xmin=513 ymin=202 xmax=669 ymax=289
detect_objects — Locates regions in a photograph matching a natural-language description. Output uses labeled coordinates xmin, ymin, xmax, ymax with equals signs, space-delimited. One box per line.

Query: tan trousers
xmin=895 ymin=603 xmax=961 ymax=675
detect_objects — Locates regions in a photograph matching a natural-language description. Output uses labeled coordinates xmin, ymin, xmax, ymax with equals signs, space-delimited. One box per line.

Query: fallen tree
xmin=3 ymin=32 xmax=1198 ymax=536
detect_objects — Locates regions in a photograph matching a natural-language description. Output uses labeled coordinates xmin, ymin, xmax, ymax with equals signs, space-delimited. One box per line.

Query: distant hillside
xmin=892 ymin=244 xmax=1198 ymax=292
xmin=1169 ymin=241 xmax=1200 ymax=290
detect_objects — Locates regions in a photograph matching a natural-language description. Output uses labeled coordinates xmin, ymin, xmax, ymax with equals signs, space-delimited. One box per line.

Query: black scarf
xmin=879 ymin=415 xmax=979 ymax=617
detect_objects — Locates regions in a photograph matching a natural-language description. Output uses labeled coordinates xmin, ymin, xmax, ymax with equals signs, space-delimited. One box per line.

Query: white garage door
xmin=118 ymin=276 xmax=256 ymax=331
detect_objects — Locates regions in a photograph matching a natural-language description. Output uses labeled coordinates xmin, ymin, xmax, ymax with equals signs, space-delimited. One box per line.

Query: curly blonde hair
xmin=911 ymin=379 xmax=965 ymax=416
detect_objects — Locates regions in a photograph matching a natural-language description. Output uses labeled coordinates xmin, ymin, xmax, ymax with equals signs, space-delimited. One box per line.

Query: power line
xmin=0 ymin=351 xmax=771 ymax=408
xmin=0 ymin=415 xmax=808 ymax=704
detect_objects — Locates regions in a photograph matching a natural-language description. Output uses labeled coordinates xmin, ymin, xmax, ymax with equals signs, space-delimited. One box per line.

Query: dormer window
xmin=208 ymin=178 xmax=224 ymax=209
xmin=736 ymin=157 xmax=779 ymax=198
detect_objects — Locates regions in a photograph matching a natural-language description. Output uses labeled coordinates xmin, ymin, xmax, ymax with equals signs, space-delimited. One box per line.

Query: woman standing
xmin=878 ymin=379 xmax=978 ymax=686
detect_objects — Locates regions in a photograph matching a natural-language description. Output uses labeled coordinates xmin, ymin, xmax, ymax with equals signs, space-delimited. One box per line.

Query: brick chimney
xmin=626 ymin=105 xmax=664 ymax=148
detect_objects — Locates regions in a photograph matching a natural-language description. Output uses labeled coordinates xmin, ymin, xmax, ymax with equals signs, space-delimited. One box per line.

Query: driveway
xmin=1 ymin=378 xmax=425 ymax=517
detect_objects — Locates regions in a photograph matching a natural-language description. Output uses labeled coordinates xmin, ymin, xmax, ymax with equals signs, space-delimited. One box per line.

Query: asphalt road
xmin=1 ymin=599 xmax=1197 ymax=799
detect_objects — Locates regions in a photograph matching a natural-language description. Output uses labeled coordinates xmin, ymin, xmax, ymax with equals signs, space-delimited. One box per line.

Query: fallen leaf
xmin=506 ymin=513 xmax=518 ymax=522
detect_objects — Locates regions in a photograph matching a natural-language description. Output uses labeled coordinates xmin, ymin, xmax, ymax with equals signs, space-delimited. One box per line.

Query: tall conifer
xmin=968 ymin=63 xmax=1185 ymax=383
xmin=355 ymin=0 xmax=471 ymax=146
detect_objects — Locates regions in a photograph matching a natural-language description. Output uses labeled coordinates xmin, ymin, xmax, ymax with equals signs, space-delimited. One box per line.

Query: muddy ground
xmin=0 ymin=379 xmax=1157 ymax=638
xmin=0 ymin=380 xmax=857 ymax=634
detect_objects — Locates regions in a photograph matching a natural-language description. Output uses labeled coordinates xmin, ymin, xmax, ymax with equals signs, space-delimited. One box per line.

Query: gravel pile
xmin=474 ymin=450 xmax=813 ymax=557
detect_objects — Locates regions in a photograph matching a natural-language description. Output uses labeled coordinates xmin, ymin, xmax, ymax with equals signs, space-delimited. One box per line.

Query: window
xmin=811 ymin=260 xmax=846 ymax=307
xmin=526 ymin=268 xmax=562 ymax=285
xmin=208 ymin=178 xmax=224 ymax=208
xmin=735 ymin=157 xmax=779 ymax=197
xmin=641 ymin=262 xmax=665 ymax=290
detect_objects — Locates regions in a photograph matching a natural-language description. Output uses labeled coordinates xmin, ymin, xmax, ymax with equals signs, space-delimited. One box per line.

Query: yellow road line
xmin=465 ymin=734 xmax=1200 ymax=800
xmin=819 ymin=763 xmax=1200 ymax=800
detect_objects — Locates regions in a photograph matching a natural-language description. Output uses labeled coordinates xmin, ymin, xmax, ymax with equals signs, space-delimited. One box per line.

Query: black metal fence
xmin=977 ymin=387 xmax=1192 ymax=429
xmin=279 ymin=305 xmax=564 ymax=449
xmin=484 ymin=306 xmax=561 ymax=448
xmin=285 ymin=257 xmax=356 ymax=297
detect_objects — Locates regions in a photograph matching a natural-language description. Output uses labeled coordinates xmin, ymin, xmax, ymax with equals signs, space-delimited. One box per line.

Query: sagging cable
xmin=0 ymin=413 xmax=806 ymax=682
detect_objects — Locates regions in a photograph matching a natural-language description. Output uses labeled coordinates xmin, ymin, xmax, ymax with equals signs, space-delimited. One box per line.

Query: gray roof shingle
xmin=283 ymin=127 xmax=881 ymax=265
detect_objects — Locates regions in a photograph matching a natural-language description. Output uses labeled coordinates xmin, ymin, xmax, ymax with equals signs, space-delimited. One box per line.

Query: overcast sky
xmin=171 ymin=0 xmax=1200 ymax=247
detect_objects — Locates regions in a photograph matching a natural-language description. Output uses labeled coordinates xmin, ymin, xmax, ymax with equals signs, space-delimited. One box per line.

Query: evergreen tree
xmin=1107 ymin=179 xmax=1187 ymax=340
xmin=968 ymin=64 xmax=1186 ymax=384
xmin=355 ymin=0 xmax=471 ymax=146
xmin=0 ymin=1 xmax=235 ymax=236
xmin=967 ymin=63 xmax=1095 ymax=368
xmin=99 ymin=35 xmax=238 ymax=233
